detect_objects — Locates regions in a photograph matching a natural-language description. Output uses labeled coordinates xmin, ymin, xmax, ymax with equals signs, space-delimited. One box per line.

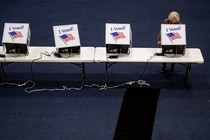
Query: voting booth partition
xmin=0 ymin=22 xmax=204 ymax=89
xmin=53 ymin=24 xmax=81 ymax=56
xmin=105 ymin=23 xmax=132 ymax=58
xmin=161 ymin=24 xmax=186 ymax=55
xmin=2 ymin=23 xmax=30 ymax=56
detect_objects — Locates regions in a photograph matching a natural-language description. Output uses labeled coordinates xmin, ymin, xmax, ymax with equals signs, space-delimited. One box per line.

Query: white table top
xmin=95 ymin=47 xmax=204 ymax=64
xmin=0 ymin=46 xmax=204 ymax=64
xmin=0 ymin=46 xmax=95 ymax=63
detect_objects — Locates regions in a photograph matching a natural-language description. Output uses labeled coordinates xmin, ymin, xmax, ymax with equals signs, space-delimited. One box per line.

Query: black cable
xmin=30 ymin=51 xmax=53 ymax=80
xmin=105 ymin=57 xmax=112 ymax=83
xmin=137 ymin=54 xmax=156 ymax=80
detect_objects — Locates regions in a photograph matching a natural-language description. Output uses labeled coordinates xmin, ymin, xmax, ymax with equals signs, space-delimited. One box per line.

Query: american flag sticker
xmin=166 ymin=32 xmax=181 ymax=43
xmin=8 ymin=31 xmax=23 ymax=41
xmin=110 ymin=32 xmax=126 ymax=42
xmin=59 ymin=33 xmax=75 ymax=45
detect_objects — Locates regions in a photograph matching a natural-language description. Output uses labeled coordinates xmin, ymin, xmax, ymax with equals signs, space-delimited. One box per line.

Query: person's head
xmin=168 ymin=11 xmax=180 ymax=23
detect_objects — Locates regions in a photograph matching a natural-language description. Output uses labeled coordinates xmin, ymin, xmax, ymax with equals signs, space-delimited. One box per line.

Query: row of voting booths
xmin=1 ymin=23 xmax=186 ymax=57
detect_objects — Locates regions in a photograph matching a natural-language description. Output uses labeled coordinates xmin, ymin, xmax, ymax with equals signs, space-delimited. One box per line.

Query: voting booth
xmin=53 ymin=24 xmax=80 ymax=55
xmin=161 ymin=24 xmax=186 ymax=55
xmin=2 ymin=23 xmax=30 ymax=55
xmin=105 ymin=23 xmax=132 ymax=57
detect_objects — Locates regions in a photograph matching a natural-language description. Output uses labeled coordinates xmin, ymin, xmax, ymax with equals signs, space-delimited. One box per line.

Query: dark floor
xmin=0 ymin=0 xmax=210 ymax=140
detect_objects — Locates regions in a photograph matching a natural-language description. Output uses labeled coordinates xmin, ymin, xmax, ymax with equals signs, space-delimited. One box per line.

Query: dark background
xmin=0 ymin=0 xmax=210 ymax=140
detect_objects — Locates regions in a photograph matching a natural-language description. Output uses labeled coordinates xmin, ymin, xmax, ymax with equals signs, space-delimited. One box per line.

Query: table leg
xmin=105 ymin=62 xmax=117 ymax=86
xmin=68 ymin=62 xmax=86 ymax=87
xmin=105 ymin=62 xmax=108 ymax=85
xmin=0 ymin=62 xmax=5 ymax=81
xmin=82 ymin=63 xmax=85 ymax=87
xmin=185 ymin=63 xmax=192 ymax=88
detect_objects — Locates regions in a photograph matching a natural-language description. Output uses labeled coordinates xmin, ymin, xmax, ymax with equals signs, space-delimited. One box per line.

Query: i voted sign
xmin=2 ymin=23 xmax=30 ymax=45
xmin=53 ymin=24 xmax=80 ymax=48
xmin=106 ymin=23 xmax=131 ymax=45
xmin=161 ymin=24 xmax=186 ymax=45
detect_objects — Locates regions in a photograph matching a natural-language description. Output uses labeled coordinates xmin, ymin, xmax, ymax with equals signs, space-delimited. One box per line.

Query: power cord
xmin=30 ymin=51 xmax=54 ymax=80
xmin=24 ymin=84 xmax=83 ymax=93
xmin=137 ymin=54 xmax=156 ymax=80
xmin=0 ymin=80 xmax=34 ymax=87
xmin=1 ymin=50 xmax=151 ymax=93
xmin=0 ymin=78 xmax=150 ymax=93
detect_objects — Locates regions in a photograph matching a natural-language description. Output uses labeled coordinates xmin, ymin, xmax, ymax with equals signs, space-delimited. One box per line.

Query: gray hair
xmin=168 ymin=11 xmax=180 ymax=21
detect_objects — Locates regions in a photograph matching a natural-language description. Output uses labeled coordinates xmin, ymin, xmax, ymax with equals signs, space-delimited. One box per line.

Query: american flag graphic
xmin=8 ymin=31 xmax=23 ymax=40
xmin=59 ymin=33 xmax=75 ymax=44
xmin=166 ymin=32 xmax=181 ymax=42
xmin=111 ymin=32 xmax=126 ymax=41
